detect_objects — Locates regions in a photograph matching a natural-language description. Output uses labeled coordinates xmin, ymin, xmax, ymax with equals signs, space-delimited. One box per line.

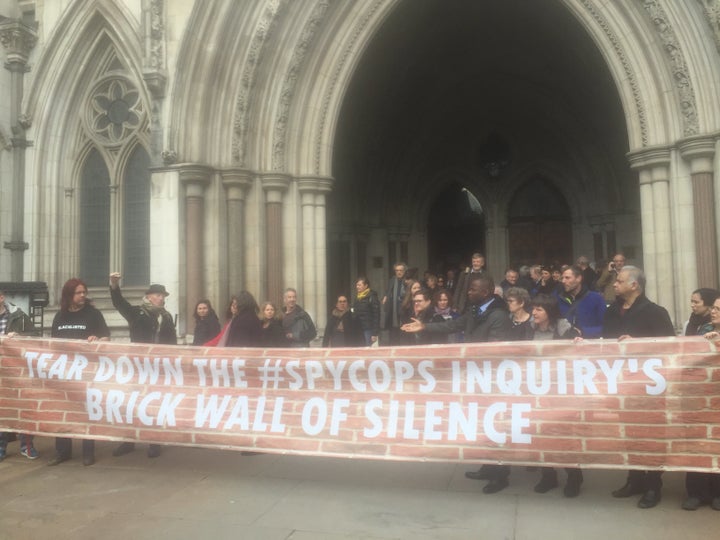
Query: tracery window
xmin=77 ymin=64 xmax=150 ymax=286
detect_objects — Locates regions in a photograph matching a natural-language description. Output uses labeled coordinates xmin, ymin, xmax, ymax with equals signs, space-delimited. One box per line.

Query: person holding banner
xmin=0 ymin=289 xmax=39 ymax=461
xmin=528 ymin=294 xmax=583 ymax=497
xmin=49 ymin=278 xmax=110 ymax=466
xmin=109 ymin=272 xmax=176 ymax=458
xmin=602 ymin=266 xmax=675 ymax=509
xmin=683 ymin=292 xmax=720 ymax=510
xmin=402 ymin=274 xmax=512 ymax=494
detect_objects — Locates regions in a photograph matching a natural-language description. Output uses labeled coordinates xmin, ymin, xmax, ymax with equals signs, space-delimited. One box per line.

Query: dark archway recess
xmin=331 ymin=0 xmax=631 ymax=287
xmin=508 ymin=177 xmax=572 ymax=268
xmin=427 ymin=183 xmax=485 ymax=274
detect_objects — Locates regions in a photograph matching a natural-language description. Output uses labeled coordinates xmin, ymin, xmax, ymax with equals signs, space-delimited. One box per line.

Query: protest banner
xmin=1 ymin=336 xmax=719 ymax=471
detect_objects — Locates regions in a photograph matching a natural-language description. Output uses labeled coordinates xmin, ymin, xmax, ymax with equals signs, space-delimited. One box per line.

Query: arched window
xmin=122 ymin=145 xmax=151 ymax=285
xmin=79 ymin=148 xmax=111 ymax=286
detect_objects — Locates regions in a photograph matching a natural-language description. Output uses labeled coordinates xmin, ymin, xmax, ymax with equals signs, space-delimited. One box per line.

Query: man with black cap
xmin=109 ymin=272 xmax=177 ymax=457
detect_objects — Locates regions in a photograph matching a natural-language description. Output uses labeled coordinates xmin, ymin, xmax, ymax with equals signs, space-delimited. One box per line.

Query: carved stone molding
xmin=272 ymin=0 xmax=330 ymax=171
xmin=627 ymin=145 xmax=672 ymax=175
xmin=698 ymin=0 xmax=720 ymax=52
xmin=232 ymin=0 xmax=285 ymax=165
xmin=315 ymin=0 xmax=386 ymax=173
xmin=0 ymin=125 xmax=12 ymax=151
xmin=161 ymin=149 xmax=178 ymax=165
xmin=0 ymin=16 xmax=37 ymax=66
xmin=579 ymin=0 xmax=648 ymax=146
xmin=642 ymin=0 xmax=699 ymax=136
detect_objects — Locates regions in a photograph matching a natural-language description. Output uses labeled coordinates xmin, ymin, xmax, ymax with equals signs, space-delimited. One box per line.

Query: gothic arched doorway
xmin=508 ymin=177 xmax=572 ymax=267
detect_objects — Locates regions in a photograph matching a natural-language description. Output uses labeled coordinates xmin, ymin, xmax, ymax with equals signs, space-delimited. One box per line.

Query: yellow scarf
xmin=356 ymin=288 xmax=371 ymax=300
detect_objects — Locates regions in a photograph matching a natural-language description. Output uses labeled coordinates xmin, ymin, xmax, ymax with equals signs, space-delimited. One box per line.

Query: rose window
xmin=86 ymin=77 xmax=144 ymax=145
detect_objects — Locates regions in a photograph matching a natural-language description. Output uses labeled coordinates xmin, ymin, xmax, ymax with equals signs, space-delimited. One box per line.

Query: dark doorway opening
xmin=508 ymin=177 xmax=572 ymax=267
xmin=427 ymin=183 xmax=485 ymax=274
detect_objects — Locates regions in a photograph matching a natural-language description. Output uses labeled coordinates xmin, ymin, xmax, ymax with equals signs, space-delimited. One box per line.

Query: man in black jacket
xmin=402 ymin=274 xmax=512 ymax=493
xmin=602 ymin=266 xmax=675 ymax=509
xmin=109 ymin=272 xmax=177 ymax=458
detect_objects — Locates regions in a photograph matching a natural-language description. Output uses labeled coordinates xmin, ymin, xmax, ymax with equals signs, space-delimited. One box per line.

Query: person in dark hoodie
xmin=402 ymin=274 xmax=512 ymax=494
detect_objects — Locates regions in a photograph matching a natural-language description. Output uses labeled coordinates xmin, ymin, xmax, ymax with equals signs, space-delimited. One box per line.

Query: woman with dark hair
xmin=192 ymin=299 xmax=221 ymax=346
xmin=225 ymin=291 xmax=262 ymax=347
xmin=260 ymin=301 xmax=284 ymax=347
xmin=430 ymin=289 xmax=461 ymax=343
xmin=49 ymin=278 xmax=110 ymax=466
xmin=530 ymin=293 xmax=582 ymax=497
xmin=685 ymin=288 xmax=720 ymax=337
xmin=352 ymin=276 xmax=380 ymax=345
xmin=204 ymin=295 xmax=238 ymax=346
xmin=398 ymin=280 xmax=422 ymax=344
xmin=323 ymin=295 xmax=364 ymax=347
xmin=534 ymin=266 xmax=556 ymax=296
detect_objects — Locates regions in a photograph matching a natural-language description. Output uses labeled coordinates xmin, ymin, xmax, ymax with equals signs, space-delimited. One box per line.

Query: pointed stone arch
xmin=23 ymin=0 xmax=148 ymax=295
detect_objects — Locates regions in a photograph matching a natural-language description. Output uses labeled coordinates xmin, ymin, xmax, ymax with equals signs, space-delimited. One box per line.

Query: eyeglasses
xmin=413 ymin=299 xmax=425 ymax=303
xmin=711 ymin=306 xmax=720 ymax=312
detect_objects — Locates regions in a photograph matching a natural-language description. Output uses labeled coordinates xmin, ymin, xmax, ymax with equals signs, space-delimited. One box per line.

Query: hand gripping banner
xmin=1 ymin=336 xmax=719 ymax=471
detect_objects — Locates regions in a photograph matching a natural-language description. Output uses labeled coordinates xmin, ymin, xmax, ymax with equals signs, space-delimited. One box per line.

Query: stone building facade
xmin=1 ymin=0 xmax=720 ymax=336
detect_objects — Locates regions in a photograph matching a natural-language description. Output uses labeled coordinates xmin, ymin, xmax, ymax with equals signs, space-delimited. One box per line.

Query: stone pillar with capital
xmin=298 ymin=176 xmax=333 ymax=333
xmin=0 ymin=16 xmax=37 ymax=280
xmin=628 ymin=148 xmax=675 ymax=319
xmin=679 ymin=136 xmax=718 ymax=289
xmin=179 ymin=164 xmax=213 ymax=329
xmin=221 ymin=169 xmax=252 ymax=295
xmin=262 ymin=174 xmax=290 ymax=305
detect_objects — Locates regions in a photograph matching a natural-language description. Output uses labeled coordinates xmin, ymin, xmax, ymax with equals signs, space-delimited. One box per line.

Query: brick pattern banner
xmin=1 ymin=336 xmax=719 ymax=471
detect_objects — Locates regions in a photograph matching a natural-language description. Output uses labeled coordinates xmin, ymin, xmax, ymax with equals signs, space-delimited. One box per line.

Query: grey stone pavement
xmin=1 ymin=437 xmax=718 ymax=540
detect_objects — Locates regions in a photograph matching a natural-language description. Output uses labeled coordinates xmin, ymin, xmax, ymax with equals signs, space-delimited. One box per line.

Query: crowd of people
xmin=0 ymin=251 xmax=719 ymax=512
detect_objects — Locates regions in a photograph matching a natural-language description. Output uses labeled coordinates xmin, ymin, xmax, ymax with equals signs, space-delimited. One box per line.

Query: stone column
xmin=628 ymin=148 xmax=673 ymax=317
xmin=262 ymin=174 xmax=290 ymax=305
xmin=221 ymin=169 xmax=252 ymax=294
xmin=298 ymin=176 xmax=333 ymax=332
xmin=679 ymin=136 xmax=718 ymax=289
xmin=179 ymin=164 xmax=213 ymax=327
xmin=0 ymin=17 xmax=37 ymax=280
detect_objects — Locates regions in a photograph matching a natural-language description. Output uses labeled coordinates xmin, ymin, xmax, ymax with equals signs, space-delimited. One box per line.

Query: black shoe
xmin=482 ymin=478 xmax=509 ymax=494
xmin=47 ymin=454 xmax=70 ymax=466
xmin=682 ymin=497 xmax=702 ymax=511
xmin=612 ymin=482 xmax=645 ymax=498
xmin=147 ymin=444 xmax=161 ymax=458
xmin=564 ymin=472 xmax=583 ymax=498
xmin=112 ymin=442 xmax=136 ymax=457
xmin=82 ymin=454 xmax=95 ymax=466
xmin=638 ymin=490 xmax=661 ymax=509
xmin=534 ymin=475 xmax=559 ymax=494
xmin=465 ymin=465 xmax=494 ymax=481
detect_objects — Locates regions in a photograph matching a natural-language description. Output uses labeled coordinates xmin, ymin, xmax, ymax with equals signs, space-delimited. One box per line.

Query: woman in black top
xmin=50 ymin=278 xmax=110 ymax=467
xmin=192 ymin=299 xmax=221 ymax=346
